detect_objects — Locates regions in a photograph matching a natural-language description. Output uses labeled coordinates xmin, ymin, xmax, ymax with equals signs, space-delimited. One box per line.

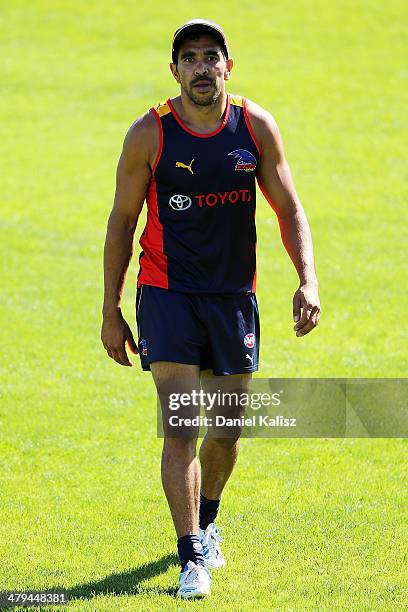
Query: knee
xmin=209 ymin=436 xmax=241 ymax=450
xmin=163 ymin=437 xmax=197 ymax=458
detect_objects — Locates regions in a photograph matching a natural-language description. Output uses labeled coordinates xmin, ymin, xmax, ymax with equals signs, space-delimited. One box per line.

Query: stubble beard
xmin=183 ymin=80 xmax=222 ymax=107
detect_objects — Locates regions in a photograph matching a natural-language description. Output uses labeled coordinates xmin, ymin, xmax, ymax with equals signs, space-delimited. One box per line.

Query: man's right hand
xmin=101 ymin=309 xmax=138 ymax=367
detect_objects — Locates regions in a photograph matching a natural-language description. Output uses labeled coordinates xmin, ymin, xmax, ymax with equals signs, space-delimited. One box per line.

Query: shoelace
xmin=203 ymin=527 xmax=223 ymax=554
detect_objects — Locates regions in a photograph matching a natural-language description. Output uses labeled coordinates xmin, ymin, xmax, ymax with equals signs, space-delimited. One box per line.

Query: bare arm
xmin=247 ymin=100 xmax=321 ymax=336
xmin=101 ymin=111 xmax=158 ymax=365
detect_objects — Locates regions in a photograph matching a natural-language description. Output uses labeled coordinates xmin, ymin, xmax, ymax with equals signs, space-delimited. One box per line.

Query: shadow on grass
xmin=49 ymin=553 xmax=179 ymax=602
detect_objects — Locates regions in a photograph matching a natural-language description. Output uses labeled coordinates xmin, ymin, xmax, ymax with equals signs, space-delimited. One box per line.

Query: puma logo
xmin=246 ymin=354 xmax=254 ymax=364
xmin=176 ymin=158 xmax=195 ymax=175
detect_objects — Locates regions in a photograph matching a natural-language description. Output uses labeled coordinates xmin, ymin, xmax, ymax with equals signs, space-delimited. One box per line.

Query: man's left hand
xmin=293 ymin=283 xmax=321 ymax=337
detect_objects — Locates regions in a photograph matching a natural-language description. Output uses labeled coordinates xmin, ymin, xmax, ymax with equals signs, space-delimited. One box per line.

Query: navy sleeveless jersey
xmin=137 ymin=94 xmax=260 ymax=293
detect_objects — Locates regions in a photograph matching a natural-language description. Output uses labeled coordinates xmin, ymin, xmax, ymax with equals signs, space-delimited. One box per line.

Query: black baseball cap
xmin=172 ymin=19 xmax=229 ymax=63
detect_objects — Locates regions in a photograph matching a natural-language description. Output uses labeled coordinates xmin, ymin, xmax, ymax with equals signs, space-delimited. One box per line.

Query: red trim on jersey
xmin=243 ymin=98 xmax=261 ymax=156
xmin=251 ymin=270 xmax=257 ymax=293
xmin=252 ymin=201 xmax=257 ymax=293
xmin=137 ymin=177 xmax=168 ymax=289
xmin=167 ymin=95 xmax=231 ymax=138
xmin=150 ymin=107 xmax=163 ymax=174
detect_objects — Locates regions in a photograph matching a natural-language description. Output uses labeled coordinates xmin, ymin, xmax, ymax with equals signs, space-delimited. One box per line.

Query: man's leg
xmin=150 ymin=361 xmax=206 ymax=569
xmin=199 ymin=372 xmax=251 ymax=527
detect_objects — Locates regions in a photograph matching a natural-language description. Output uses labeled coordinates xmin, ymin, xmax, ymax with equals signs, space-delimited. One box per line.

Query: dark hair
xmin=172 ymin=29 xmax=228 ymax=64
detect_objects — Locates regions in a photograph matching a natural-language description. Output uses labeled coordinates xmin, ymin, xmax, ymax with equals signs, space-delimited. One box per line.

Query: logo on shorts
xmin=140 ymin=338 xmax=148 ymax=356
xmin=228 ymin=149 xmax=257 ymax=172
xmin=243 ymin=333 xmax=255 ymax=348
xmin=246 ymin=354 xmax=254 ymax=364
xmin=169 ymin=194 xmax=192 ymax=211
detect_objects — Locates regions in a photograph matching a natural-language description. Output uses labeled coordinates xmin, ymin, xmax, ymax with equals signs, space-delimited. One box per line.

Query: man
xmin=101 ymin=19 xmax=321 ymax=599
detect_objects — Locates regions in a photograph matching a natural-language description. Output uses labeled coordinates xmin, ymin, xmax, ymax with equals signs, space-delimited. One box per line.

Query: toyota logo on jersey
xmin=243 ymin=333 xmax=255 ymax=348
xmin=169 ymin=194 xmax=192 ymax=211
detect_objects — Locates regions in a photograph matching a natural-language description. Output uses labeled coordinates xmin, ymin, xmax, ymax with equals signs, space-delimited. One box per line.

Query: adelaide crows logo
xmin=228 ymin=149 xmax=257 ymax=172
xmin=139 ymin=338 xmax=148 ymax=356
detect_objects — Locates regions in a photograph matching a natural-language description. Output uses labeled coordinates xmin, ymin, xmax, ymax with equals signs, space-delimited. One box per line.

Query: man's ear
xmin=224 ymin=57 xmax=234 ymax=81
xmin=170 ymin=62 xmax=180 ymax=83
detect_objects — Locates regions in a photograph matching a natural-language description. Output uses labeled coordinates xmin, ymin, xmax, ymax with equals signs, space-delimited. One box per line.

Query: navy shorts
xmin=135 ymin=285 xmax=260 ymax=376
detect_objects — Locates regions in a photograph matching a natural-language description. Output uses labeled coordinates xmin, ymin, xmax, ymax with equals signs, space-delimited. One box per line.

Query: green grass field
xmin=1 ymin=0 xmax=407 ymax=609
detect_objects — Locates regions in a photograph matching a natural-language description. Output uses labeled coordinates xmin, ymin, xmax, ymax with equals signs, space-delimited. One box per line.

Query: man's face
xmin=170 ymin=34 xmax=233 ymax=106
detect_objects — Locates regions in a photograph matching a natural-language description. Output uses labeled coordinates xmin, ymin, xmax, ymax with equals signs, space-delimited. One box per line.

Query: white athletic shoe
xmin=199 ymin=523 xmax=226 ymax=569
xmin=177 ymin=560 xmax=212 ymax=599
